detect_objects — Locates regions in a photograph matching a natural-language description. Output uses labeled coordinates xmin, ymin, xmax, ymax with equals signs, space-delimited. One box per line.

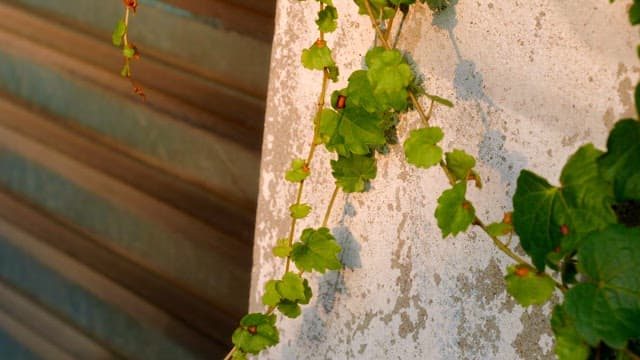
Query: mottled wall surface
xmin=252 ymin=1 xmax=638 ymax=359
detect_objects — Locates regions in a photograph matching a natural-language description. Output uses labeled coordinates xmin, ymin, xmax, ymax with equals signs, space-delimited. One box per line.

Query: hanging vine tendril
xmin=112 ymin=0 xmax=145 ymax=100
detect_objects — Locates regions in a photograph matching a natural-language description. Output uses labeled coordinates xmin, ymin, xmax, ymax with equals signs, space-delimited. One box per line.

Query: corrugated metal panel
xmin=0 ymin=0 xmax=274 ymax=357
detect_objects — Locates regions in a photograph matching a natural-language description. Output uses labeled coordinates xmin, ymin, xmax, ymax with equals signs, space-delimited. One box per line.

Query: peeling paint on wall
xmin=251 ymin=0 xmax=639 ymax=358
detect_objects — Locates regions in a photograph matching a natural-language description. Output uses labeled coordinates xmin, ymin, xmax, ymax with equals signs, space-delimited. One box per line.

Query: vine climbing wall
xmin=251 ymin=0 xmax=639 ymax=358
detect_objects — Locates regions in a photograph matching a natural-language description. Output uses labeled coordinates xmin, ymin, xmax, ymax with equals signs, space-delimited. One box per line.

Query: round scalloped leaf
xmin=551 ymin=305 xmax=590 ymax=360
xmin=291 ymin=227 xmax=342 ymax=273
xmin=434 ymin=181 xmax=476 ymax=237
xmin=316 ymin=6 xmax=338 ymax=33
xmin=301 ymin=41 xmax=335 ymax=70
xmin=232 ymin=313 xmax=279 ymax=354
xmin=331 ymin=154 xmax=377 ymax=193
xmin=403 ymin=127 xmax=444 ymax=169
xmin=505 ymin=265 xmax=556 ymax=306
xmin=290 ymin=203 xmax=312 ymax=219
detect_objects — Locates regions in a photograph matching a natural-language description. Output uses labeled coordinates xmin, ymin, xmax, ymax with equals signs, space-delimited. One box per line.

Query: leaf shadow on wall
xmin=433 ymin=1 xmax=528 ymax=197
xmin=292 ymin=197 xmax=361 ymax=353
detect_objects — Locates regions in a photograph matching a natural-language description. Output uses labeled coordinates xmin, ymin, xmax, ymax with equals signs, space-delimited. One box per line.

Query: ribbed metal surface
xmin=0 ymin=0 xmax=274 ymax=357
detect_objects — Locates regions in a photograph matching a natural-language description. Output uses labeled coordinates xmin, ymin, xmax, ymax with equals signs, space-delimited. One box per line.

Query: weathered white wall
xmin=251 ymin=1 xmax=639 ymax=358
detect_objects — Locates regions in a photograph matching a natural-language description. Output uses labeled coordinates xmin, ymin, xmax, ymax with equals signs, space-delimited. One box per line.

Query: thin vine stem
xmin=364 ymin=0 xmax=392 ymax=49
xmin=323 ymin=185 xmax=340 ymax=228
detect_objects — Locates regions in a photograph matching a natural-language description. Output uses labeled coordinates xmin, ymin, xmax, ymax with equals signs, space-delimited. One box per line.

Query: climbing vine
xmin=112 ymin=0 xmax=145 ymax=100
xmin=110 ymin=0 xmax=639 ymax=359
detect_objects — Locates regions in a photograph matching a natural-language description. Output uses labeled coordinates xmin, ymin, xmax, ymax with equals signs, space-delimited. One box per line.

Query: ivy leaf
xmin=301 ymin=40 xmax=335 ymax=70
xmin=365 ymin=47 xmax=414 ymax=111
xmin=551 ymin=305 xmax=590 ymax=360
xmin=277 ymin=300 xmax=301 ymax=318
xmin=232 ymin=313 xmax=279 ymax=354
xmin=404 ymin=127 xmax=444 ymax=169
xmin=486 ymin=222 xmax=513 ymax=237
xmin=261 ymin=280 xmax=281 ymax=307
xmin=322 ymin=107 xmax=386 ymax=156
xmin=426 ymin=93 xmax=454 ymax=108
xmin=445 ymin=149 xmax=476 ymax=181
xmin=630 ymin=1 xmax=640 ymax=25
xmin=598 ymin=119 xmax=640 ymax=201
xmin=285 ymin=158 xmax=310 ymax=183
xmin=112 ymin=19 xmax=126 ymax=46
xmin=272 ymin=238 xmax=291 ymax=258
xmin=564 ymin=225 xmax=640 ymax=349
xmin=122 ymin=45 xmax=135 ymax=59
xmin=276 ymin=272 xmax=306 ymax=302
xmin=505 ymin=265 xmax=556 ymax=306
xmin=299 ymin=279 xmax=312 ymax=305
xmin=290 ymin=203 xmax=311 ymax=219
xmin=291 ymin=227 xmax=342 ymax=273
xmin=331 ymin=154 xmax=377 ymax=193
xmin=316 ymin=6 xmax=338 ymax=33
xmin=513 ymin=145 xmax=616 ymax=271
xmin=434 ymin=181 xmax=476 ymax=237
xmin=344 ymin=70 xmax=384 ymax=113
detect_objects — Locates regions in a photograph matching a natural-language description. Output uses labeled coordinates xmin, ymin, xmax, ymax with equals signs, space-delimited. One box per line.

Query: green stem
xmin=363 ymin=0 xmax=392 ymax=49
xmin=322 ymin=185 xmax=340 ymax=228
xmin=223 ymin=346 xmax=236 ymax=360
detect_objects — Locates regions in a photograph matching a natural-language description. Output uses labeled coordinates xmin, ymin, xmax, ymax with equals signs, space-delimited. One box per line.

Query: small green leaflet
xmin=504 ymin=265 xmax=556 ymax=306
xmin=365 ymin=47 xmax=414 ymax=111
xmin=232 ymin=313 xmax=279 ymax=354
xmin=485 ymin=222 xmax=513 ymax=237
xmin=276 ymin=272 xmax=307 ymax=302
xmin=112 ymin=19 xmax=126 ymax=46
xmin=285 ymin=158 xmax=309 ymax=183
xmin=434 ymin=181 xmax=476 ymax=237
xmin=301 ymin=41 xmax=335 ymax=70
xmin=320 ymin=106 xmax=386 ymax=157
xmin=598 ymin=119 xmax=640 ymax=201
xmin=277 ymin=300 xmax=301 ymax=318
xmin=331 ymin=154 xmax=377 ymax=193
xmin=261 ymin=280 xmax=281 ymax=307
xmin=445 ymin=149 xmax=476 ymax=181
xmin=513 ymin=145 xmax=616 ymax=271
xmin=291 ymin=227 xmax=342 ymax=273
xmin=290 ymin=203 xmax=311 ymax=219
xmin=316 ymin=6 xmax=338 ymax=33
xmin=231 ymin=350 xmax=248 ymax=360
xmin=404 ymin=127 xmax=444 ymax=169
xmin=122 ymin=46 xmax=135 ymax=58
xmin=564 ymin=225 xmax=640 ymax=349
xmin=551 ymin=305 xmax=590 ymax=360
xmin=272 ymin=238 xmax=291 ymax=258
xmin=426 ymin=93 xmax=454 ymax=108
xmin=630 ymin=1 xmax=640 ymax=25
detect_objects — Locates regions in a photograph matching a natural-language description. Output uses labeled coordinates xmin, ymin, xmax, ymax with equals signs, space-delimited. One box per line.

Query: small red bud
xmin=462 ymin=201 xmax=472 ymax=210
xmin=503 ymin=212 xmax=513 ymax=225
xmin=336 ymin=95 xmax=347 ymax=109
xmin=560 ymin=224 xmax=569 ymax=236
xmin=302 ymin=163 xmax=310 ymax=173
xmin=315 ymin=39 xmax=326 ymax=48
xmin=247 ymin=325 xmax=258 ymax=335
xmin=515 ymin=266 xmax=530 ymax=277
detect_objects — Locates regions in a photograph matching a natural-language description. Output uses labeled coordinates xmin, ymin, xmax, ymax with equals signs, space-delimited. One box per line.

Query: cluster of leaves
xmin=111 ymin=0 xmax=145 ymax=100
xmin=502 ymin=4 xmax=640 ymax=358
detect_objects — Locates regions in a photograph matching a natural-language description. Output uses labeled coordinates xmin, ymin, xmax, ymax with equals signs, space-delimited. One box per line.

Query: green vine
xmin=108 ymin=0 xmax=639 ymax=358
xmin=112 ymin=0 xmax=145 ymax=100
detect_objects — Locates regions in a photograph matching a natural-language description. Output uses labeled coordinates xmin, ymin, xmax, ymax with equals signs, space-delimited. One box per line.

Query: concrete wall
xmin=251 ymin=1 xmax=638 ymax=358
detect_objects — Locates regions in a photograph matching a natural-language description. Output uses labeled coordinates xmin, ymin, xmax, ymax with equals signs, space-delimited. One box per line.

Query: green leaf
xmin=291 ymin=227 xmax=342 ymax=273
xmin=301 ymin=41 xmax=335 ymax=70
xmin=513 ymin=145 xmax=616 ymax=271
xmin=365 ymin=47 xmax=414 ymax=111
xmin=486 ymin=222 xmax=513 ymax=237
xmin=276 ymin=272 xmax=306 ymax=302
xmin=426 ymin=93 xmax=454 ymax=107
xmin=272 ymin=238 xmax=291 ymax=258
xmin=635 ymin=83 xmax=640 ymax=118
xmin=112 ymin=19 xmax=126 ymax=46
xmin=631 ymin=1 xmax=640 ymax=25
xmin=331 ymin=154 xmax=377 ymax=193
xmin=277 ymin=300 xmax=301 ymax=318
xmin=404 ymin=127 xmax=444 ymax=169
xmin=551 ymin=305 xmax=590 ymax=360
xmin=564 ymin=225 xmax=640 ymax=349
xmin=598 ymin=119 xmax=640 ymax=201
xmin=434 ymin=181 xmax=476 ymax=237
xmin=290 ymin=203 xmax=311 ymax=219
xmin=344 ymin=70 xmax=384 ymax=113
xmin=326 ymin=65 xmax=339 ymax=82
xmin=120 ymin=62 xmax=131 ymax=78
xmin=285 ymin=158 xmax=309 ymax=183
xmin=261 ymin=280 xmax=281 ymax=307
xmin=316 ymin=6 xmax=338 ymax=33
xmin=232 ymin=313 xmax=279 ymax=354
xmin=322 ymin=106 xmax=386 ymax=156
xmin=445 ymin=149 xmax=476 ymax=181
xmin=299 ymin=279 xmax=312 ymax=305
xmin=505 ymin=265 xmax=556 ymax=306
